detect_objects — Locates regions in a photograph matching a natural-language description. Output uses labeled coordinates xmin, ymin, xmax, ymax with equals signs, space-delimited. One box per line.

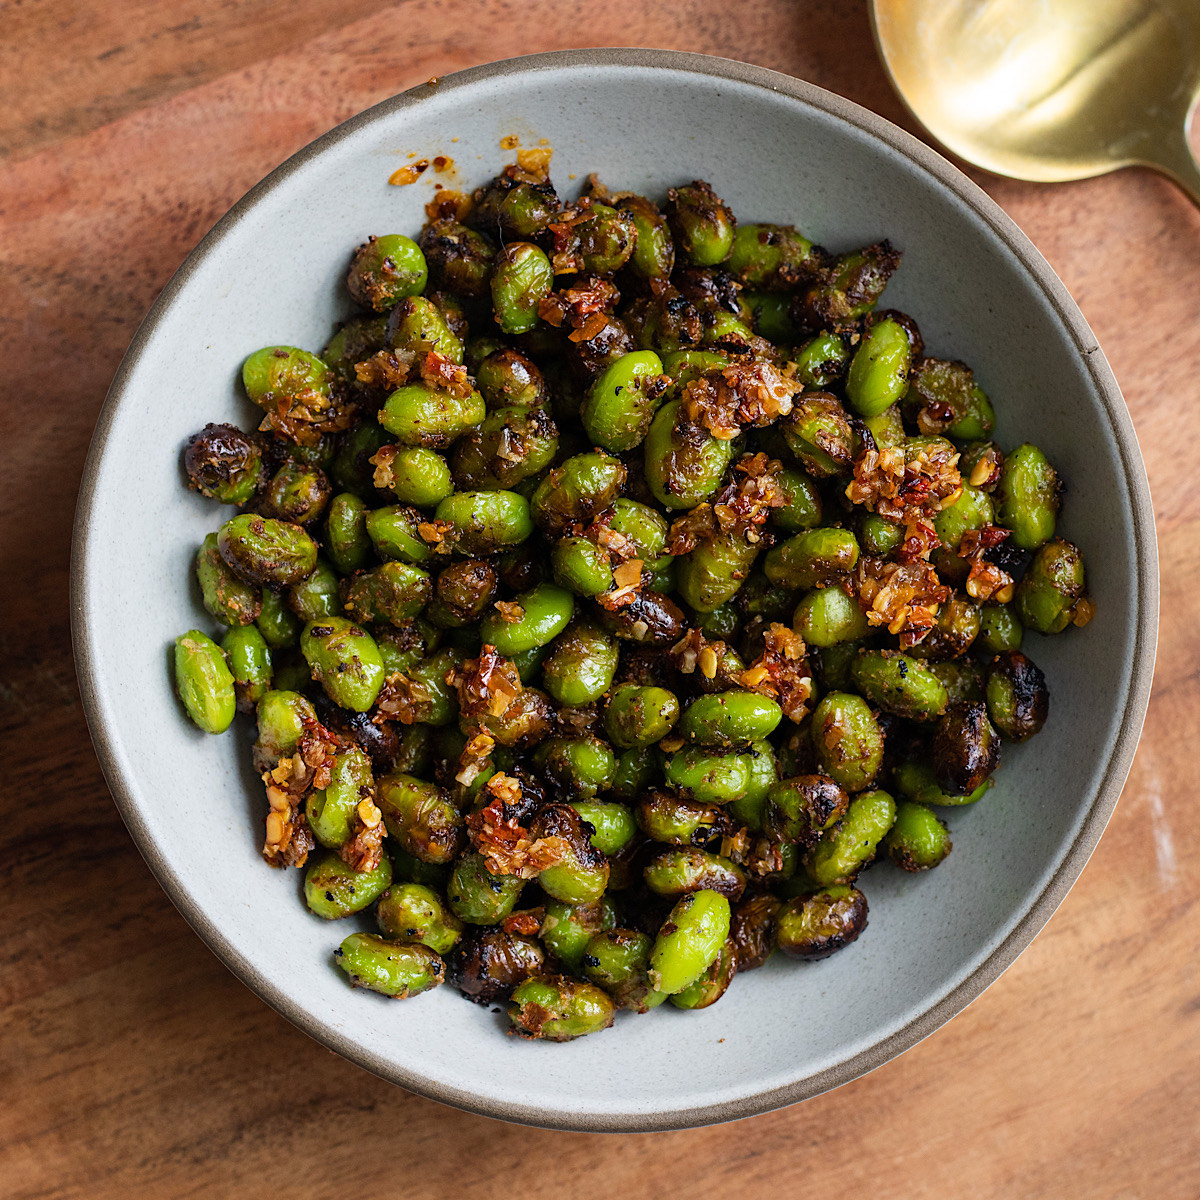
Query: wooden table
xmin=3 ymin=2 xmax=1197 ymax=1195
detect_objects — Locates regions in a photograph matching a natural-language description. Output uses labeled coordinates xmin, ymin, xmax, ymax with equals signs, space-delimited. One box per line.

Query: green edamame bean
xmin=259 ymin=461 xmax=331 ymax=527
xmin=376 ymin=447 xmax=454 ymax=507
xmin=303 ymin=850 xmax=393 ymax=919
xmin=764 ymin=775 xmax=850 ymax=847
xmin=419 ymin=219 xmax=496 ymax=299
xmin=793 ymin=332 xmax=850 ymax=390
xmin=609 ymin=745 xmax=658 ymax=802
xmin=320 ymin=314 xmax=387 ymax=383
xmin=765 ymin=527 xmax=860 ymax=590
xmin=184 ymin=423 xmax=264 ymax=504
xmin=678 ymin=690 xmax=782 ymax=747
xmin=670 ymin=937 xmax=737 ymax=1010
xmin=782 ymin=393 xmax=855 ymax=478
xmin=469 ymin=168 xmax=557 ymax=239
xmin=579 ymin=202 xmax=638 ymax=275
xmin=805 ymin=790 xmax=896 ymax=886
xmin=662 ymin=746 xmax=750 ymax=805
xmin=451 ymin=405 xmax=559 ymax=492
xmin=300 ymin=617 xmax=386 ymax=712
xmin=217 ymin=514 xmax=318 ymax=589
xmin=377 ymin=773 xmax=464 ymax=864
xmin=378 ymin=383 xmax=485 ymax=448
xmin=618 ymin=193 xmax=675 ymax=280
xmin=729 ymin=222 xmax=819 ymax=289
xmin=604 ymin=684 xmax=681 ymax=749
xmin=531 ymin=451 xmax=627 ymax=534
xmin=731 ymin=892 xmax=780 ymax=971
xmin=197 ymin=532 xmax=261 ymax=626
xmin=929 ymin=659 xmax=985 ymax=706
xmin=863 ymin=402 xmax=906 ymax=450
xmin=846 ymin=317 xmax=912 ymax=417
xmin=540 ymin=620 xmax=619 ymax=705
xmin=906 ymin=357 xmax=995 ymax=441
xmin=385 ymin=295 xmax=463 ymax=362
xmin=391 ymin=845 xmax=450 ymax=890
xmin=551 ymin=536 xmax=614 ymax=596
xmin=491 ymin=242 xmax=553 ymax=335
xmin=479 ymin=582 xmax=574 ymax=654
xmin=985 ymin=650 xmax=1050 ymax=741
xmin=343 ymin=562 xmax=432 ymax=626
xmin=375 ymin=882 xmax=464 ymax=955
xmin=582 ymin=351 xmax=668 ymax=452
xmin=581 ymin=928 xmax=665 ymax=1012
xmin=794 ymin=240 xmax=900 ymax=328
xmin=508 ymin=976 xmax=615 ymax=1041
xmin=998 ymin=444 xmax=1060 ymax=551
xmin=347 ymin=234 xmax=428 ymax=311
xmin=726 ymin=739 xmax=780 ymax=831
xmin=434 ymin=490 xmax=533 ymax=555
xmin=533 ymin=803 xmax=611 ymax=904
xmin=307 ymin=746 xmax=374 ymax=850
xmin=173 ymin=630 xmax=236 ymax=734
xmin=532 ymin=736 xmax=617 ymax=801
xmin=397 ymin=650 xmax=461 ymax=728
xmin=771 ymin=467 xmax=823 ymax=532
xmin=1016 ymin=538 xmax=1087 ymax=634
xmin=850 ymin=650 xmax=949 ymax=720
xmin=636 ymin=790 xmax=728 ymax=846
xmin=241 ymin=346 xmax=332 ymax=415
xmin=979 ymin=603 xmax=1024 ymax=654
xmin=540 ymin=899 xmax=616 ymax=971
xmin=883 ymin=802 xmax=952 ymax=871
xmin=702 ymin=310 xmax=755 ymax=350
xmin=330 ymin=422 xmax=391 ymax=496
xmin=676 ymin=531 xmax=760 ymax=613
xmin=893 ymin=760 xmax=991 ymax=807
xmin=287 ymin=558 xmax=341 ymax=621
xmin=254 ymin=689 xmax=314 ymax=760
xmin=362 ymin=504 xmax=433 ymax=564
xmin=660 ymin=349 xmax=730 ymax=392
xmin=644 ymin=848 xmax=746 ymax=901
xmin=644 ymin=399 xmax=734 ymax=510
xmin=933 ymin=484 xmax=994 ymax=551
xmin=665 ymin=181 xmax=736 ymax=266
xmin=775 ymin=885 xmax=868 ymax=960
xmin=792 ymin=587 xmax=871 ymax=647
xmin=220 ymin=624 xmax=272 ymax=711
xmin=570 ymin=800 xmax=637 ymax=856
xmin=334 ymin=933 xmax=444 ymax=998
xmin=648 ymin=889 xmax=731 ymax=995
xmin=810 ymin=693 xmax=884 ymax=792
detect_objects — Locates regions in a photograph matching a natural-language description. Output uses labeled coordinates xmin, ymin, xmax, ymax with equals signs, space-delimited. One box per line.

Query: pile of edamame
xmin=173 ymin=162 xmax=1092 ymax=1040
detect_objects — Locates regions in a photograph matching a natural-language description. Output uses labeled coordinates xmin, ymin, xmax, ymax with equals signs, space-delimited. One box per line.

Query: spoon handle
xmin=1152 ymin=132 xmax=1200 ymax=210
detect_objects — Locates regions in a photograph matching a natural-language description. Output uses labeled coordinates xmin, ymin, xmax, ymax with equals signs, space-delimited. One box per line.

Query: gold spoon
xmin=870 ymin=0 xmax=1200 ymax=205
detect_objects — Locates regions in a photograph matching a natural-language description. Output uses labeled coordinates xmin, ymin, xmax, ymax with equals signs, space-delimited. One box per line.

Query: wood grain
xmin=1 ymin=3 xmax=1197 ymax=1196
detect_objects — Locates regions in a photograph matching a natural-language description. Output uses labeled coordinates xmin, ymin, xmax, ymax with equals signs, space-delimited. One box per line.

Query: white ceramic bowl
xmin=72 ymin=49 xmax=1157 ymax=1131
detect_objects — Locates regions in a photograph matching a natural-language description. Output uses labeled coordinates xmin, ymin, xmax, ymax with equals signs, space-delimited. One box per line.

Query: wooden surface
xmin=2 ymin=2 xmax=1198 ymax=1195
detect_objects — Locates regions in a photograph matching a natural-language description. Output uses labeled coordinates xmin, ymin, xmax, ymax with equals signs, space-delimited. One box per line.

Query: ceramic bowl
xmin=72 ymin=49 xmax=1157 ymax=1131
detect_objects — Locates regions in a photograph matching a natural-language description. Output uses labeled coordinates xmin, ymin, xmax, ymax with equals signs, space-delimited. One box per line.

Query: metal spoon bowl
xmin=871 ymin=0 xmax=1200 ymax=204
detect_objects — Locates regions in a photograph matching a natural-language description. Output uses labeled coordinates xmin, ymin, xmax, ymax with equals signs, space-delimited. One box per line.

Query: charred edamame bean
xmin=764 ymin=775 xmax=849 ymax=848
xmin=335 ymin=933 xmax=444 ymax=998
xmin=979 ymin=602 xmax=1024 ymax=654
xmin=985 ymin=650 xmax=1050 ymax=741
xmin=850 ymin=650 xmax=949 ymax=721
xmin=728 ymin=223 xmax=819 ymax=289
xmin=303 ymin=850 xmax=393 ymax=919
xmin=375 ymin=882 xmax=464 ymax=955
xmin=582 ymin=929 xmax=665 ymax=1012
xmin=450 ymin=927 xmax=545 ymax=1003
xmin=662 ymin=745 xmax=750 ymax=805
xmin=491 ymin=242 xmax=554 ymax=335
xmin=217 ymin=514 xmax=318 ymax=589
xmin=665 ymin=180 xmax=736 ymax=266
xmin=197 ymin=532 xmax=261 ymax=626
xmin=447 ymin=850 xmax=525 ymax=925
xmin=419 ymin=219 xmax=495 ymax=298
xmin=532 ymin=804 xmax=610 ymax=904
xmin=644 ymin=399 xmax=734 ymax=510
xmin=377 ymin=773 xmax=464 ymax=864
xmin=347 ymin=234 xmax=428 ymax=310
xmin=765 ymin=528 xmax=859 ymax=590
xmin=570 ymin=800 xmax=637 ymax=856
xmin=479 ymin=581 xmax=574 ymax=654
xmin=1016 ymin=538 xmax=1088 ymax=634
xmin=810 ymin=693 xmax=884 ymax=792
xmin=670 ymin=937 xmax=737 ymax=1010
xmin=531 ymin=451 xmax=626 ymax=534
xmin=184 ymin=423 xmax=263 ymax=504
xmin=220 ymin=624 xmax=273 ymax=711
xmin=775 ymin=886 xmax=868 ymax=959
xmin=582 ymin=350 xmax=668 ymax=451
xmin=930 ymin=701 xmax=1000 ymax=794
xmin=731 ymin=892 xmax=780 ymax=971
xmin=805 ymin=790 xmax=896 ymax=886
xmin=509 ymin=976 xmax=616 ymax=1041
xmin=434 ymin=490 xmax=534 ymax=555
xmin=533 ymin=736 xmax=617 ymax=801
xmin=644 ymin=848 xmax=746 ymax=901
xmin=307 ymin=746 xmax=374 ymax=850
xmin=883 ymin=803 xmax=952 ymax=871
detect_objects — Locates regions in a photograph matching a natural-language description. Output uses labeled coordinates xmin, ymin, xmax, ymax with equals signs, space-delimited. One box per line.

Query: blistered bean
xmin=197 ymin=532 xmax=261 ymax=626
xmin=303 ymin=850 xmax=393 ymax=919
xmin=850 ymin=650 xmax=949 ymax=721
xmin=1016 ymin=538 xmax=1087 ymax=634
xmin=375 ymin=882 xmax=464 ymax=955
xmin=644 ymin=848 xmax=745 ymax=901
xmin=307 ymin=746 xmax=374 ymax=849
xmin=805 ymin=790 xmax=896 ymax=886
xmin=883 ymin=803 xmax=952 ymax=871
xmin=775 ymin=886 xmax=868 ymax=959
xmin=217 ymin=514 xmax=318 ymax=589
xmin=347 ymin=234 xmax=428 ymax=310
xmin=509 ymin=976 xmax=616 ymax=1041
xmin=985 ymin=649 xmax=1050 ymax=741
xmin=810 ymin=692 xmax=884 ymax=792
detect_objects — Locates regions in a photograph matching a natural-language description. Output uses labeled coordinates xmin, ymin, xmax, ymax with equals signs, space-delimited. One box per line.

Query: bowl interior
xmin=75 ymin=52 xmax=1154 ymax=1130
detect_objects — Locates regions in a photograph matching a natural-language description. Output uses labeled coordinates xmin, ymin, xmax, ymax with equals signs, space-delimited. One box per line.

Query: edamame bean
xmin=330 ymin=422 xmax=391 ymax=496
xmin=580 ymin=202 xmax=638 ymax=274
xmin=985 ymin=650 xmax=1050 ymax=741
xmin=604 ymin=684 xmax=681 ymax=749
xmin=863 ymin=403 xmax=906 ymax=450
xmin=929 ymin=659 xmax=985 ymax=706
xmin=782 ymin=393 xmax=855 ymax=478
xmin=618 ymin=193 xmax=675 ymax=280
xmin=792 ymin=586 xmax=871 ymax=647
xmin=480 ymin=582 xmax=574 ymax=654
xmin=452 ymin=405 xmax=559 ymax=492
xmin=551 ymin=536 xmax=614 ymax=597
xmin=765 ymin=528 xmax=859 ymax=590
xmin=581 ymin=929 xmax=665 ymax=1012
xmin=859 ymin=512 xmax=903 ymax=556
xmin=805 ymin=790 xmax=896 ymax=886
xmin=303 ymin=850 xmax=393 ymax=919
xmin=731 ymin=893 xmax=780 ymax=971
xmin=347 ymin=234 xmax=428 ymax=311
xmin=909 ymin=594 xmax=981 ymax=661
xmin=979 ymin=603 xmax=1024 ymax=654
xmin=540 ymin=620 xmax=619 ymax=705
xmin=933 ymin=484 xmax=994 ymax=552
xmin=533 ymin=803 xmax=610 ymax=904
xmin=378 ymin=383 xmax=486 ymax=448
xmin=475 ymin=348 xmax=548 ymax=410
xmin=665 ymin=181 xmax=736 ymax=266
xmin=540 ymin=898 xmax=616 ymax=971
xmin=998 ymin=444 xmax=1060 ymax=551
xmin=508 ymin=976 xmax=616 ymax=1041
xmin=184 ymin=423 xmax=263 ymax=504
xmin=375 ymin=882 xmax=464 ymax=955
xmin=764 ymin=775 xmax=850 ymax=847
xmin=670 ymin=937 xmax=737 ymax=1010
xmin=469 ymin=168 xmax=557 ymax=240
xmin=726 ymin=739 xmax=780 ymax=831
xmin=850 ymin=650 xmax=949 ymax=721
xmin=491 ymin=242 xmax=553 ymax=334
xmin=419 ymin=219 xmax=496 ymax=299
xmin=662 ymin=745 xmax=751 ymax=804
xmin=362 ymin=504 xmax=433 ymax=565
xmin=644 ymin=399 xmax=734 ymax=510
xmin=197 ymin=532 xmax=261 ymax=626
xmin=810 ymin=693 xmax=884 ymax=792
xmin=306 ymin=746 xmax=374 ymax=849
xmin=582 ymin=350 xmax=668 ymax=451
xmin=906 ymin=357 xmax=995 ymax=441
xmin=377 ymin=447 xmax=454 ymax=507
xmin=334 ymin=933 xmax=444 ymax=998
xmin=434 ymin=490 xmax=533 ymax=555
xmin=532 ymin=736 xmax=617 ymax=801
xmin=450 ymin=927 xmax=544 ymax=1003
xmin=531 ymin=452 xmax=626 ymax=534
xmin=893 ymin=760 xmax=991 ymax=807
xmin=883 ymin=803 xmax=952 ymax=871
xmin=300 ymin=617 xmax=386 ymax=711
xmin=385 ymin=295 xmax=463 ymax=362
xmin=287 ymin=558 xmax=342 ymax=621
xmin=217 ymin=514 xmax=318 ymax=588
xmin=846 ymin=317 xmax=912 ymax=417
xmin=254 ymin=689 xmax=314 ymax=760
xmin=676 ymin=531 xmax=760 ymax=613
xmin=792 ymin=332 xmax=850 ymax=389
xmin=729 ymin=223 xmax=819 ymax=289
xmin=220 ymin=624 xmax=273 ymax=711
xmin=321 ymin=313 xmax=387 ymax=383
xmin=343 ymin=562 xmax=433 ymax=626
xmin=793 ymin=240 xmax=900 ymax=328
xmin=678 ymin=690 xmax=782 ymax=747
xmin=609 ymin=745 xmax=658 ymax=802
xmin=259 ymin=461 xmax=331 ymax=526
xmin=648 ymin=889 xmax=731 ymax=995
xmin=636 ymin=790 xmax=728 ymax=846
xmin=771 ymin=467 xmax=823 ymax=532
xmin=931 ymin=701 xmax=1000 ymax=794
xmin=1016 ymin=538 xmax=1087 ymax=634
xmin=644 ymin=848 xmax=746 ymax=901
xmin=570 ymin=800 xmax=637 ymax=856
xmin=378 ymin=773 xmax=464 ymax=864
xmin=174 ymin=630 xmax=236 ymax=734
xmin=242 ymin=346 xmax=332 ymax=417
xmin=775 ymin=886 xmax=868 ymax=959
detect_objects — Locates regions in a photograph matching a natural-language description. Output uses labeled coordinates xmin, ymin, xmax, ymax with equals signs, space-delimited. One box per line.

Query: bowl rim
xmin=70 ymin=46 xmax=1159 ymax=1133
